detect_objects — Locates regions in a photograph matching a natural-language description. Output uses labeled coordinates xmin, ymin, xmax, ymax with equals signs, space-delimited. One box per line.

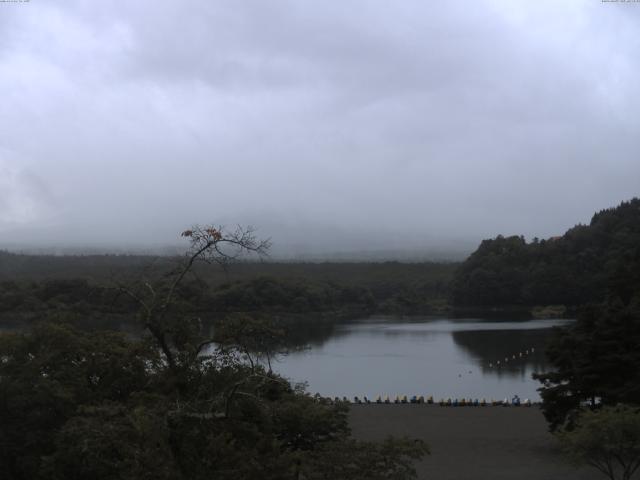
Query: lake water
xmin=272 ymin=316 xmax=573 ymax=401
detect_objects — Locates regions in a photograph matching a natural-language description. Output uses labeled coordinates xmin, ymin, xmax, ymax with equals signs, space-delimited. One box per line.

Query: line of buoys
xmin=488 ymin=347 xmax=536 ymax=368
xmin=313 ymin=394 xmax=533 ymax=407
xmin=437 ymin=396 xmax=532 ymax=407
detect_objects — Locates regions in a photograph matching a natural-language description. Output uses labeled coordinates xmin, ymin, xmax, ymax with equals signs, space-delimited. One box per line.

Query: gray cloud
xmin=1 ymin=0 xmax=639 ymax=256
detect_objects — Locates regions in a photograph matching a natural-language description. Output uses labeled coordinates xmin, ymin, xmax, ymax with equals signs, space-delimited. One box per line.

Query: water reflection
xmin=452 ymin=328 xmax=553 ymax=377
xmin=273 ymin=316 xmax=572 ymax=401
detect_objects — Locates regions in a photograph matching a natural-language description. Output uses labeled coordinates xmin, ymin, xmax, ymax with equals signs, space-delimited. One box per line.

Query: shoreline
xmin=348 ymin=404 xmax=600 ymax=480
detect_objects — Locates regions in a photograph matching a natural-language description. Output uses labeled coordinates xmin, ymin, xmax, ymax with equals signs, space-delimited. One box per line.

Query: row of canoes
xmin=314 ymin=394 xmax=534 ymax=406
xmin=437 ymin=397 xmax=532 ymax=407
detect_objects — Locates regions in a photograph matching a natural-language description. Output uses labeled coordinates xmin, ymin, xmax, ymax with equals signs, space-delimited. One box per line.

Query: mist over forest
xmin=2 ymin=2 xmax=640 ymax=480
xmin=2 ymin=1 xmax=640 ymax=258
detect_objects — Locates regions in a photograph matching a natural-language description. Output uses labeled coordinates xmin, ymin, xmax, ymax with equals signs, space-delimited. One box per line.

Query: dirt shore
xmin=349 ymin=404 xmax=601 ymax=480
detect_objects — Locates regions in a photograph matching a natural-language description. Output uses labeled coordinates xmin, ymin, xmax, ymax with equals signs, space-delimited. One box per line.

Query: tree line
xmin=0 ymin=226 xmax=429 ymax=480
xmin=452 ymin=198 xmax=640 ymax=308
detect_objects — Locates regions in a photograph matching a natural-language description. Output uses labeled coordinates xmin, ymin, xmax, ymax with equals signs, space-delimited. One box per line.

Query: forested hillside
xmin=0 ymin=256 xmax=455 ymax=334
xmin=452 ymin=198 xmax=640 ymax=308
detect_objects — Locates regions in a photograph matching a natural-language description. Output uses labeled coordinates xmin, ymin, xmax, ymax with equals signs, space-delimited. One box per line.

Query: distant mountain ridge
xmin=452 ymin=198 xmax=640 ymax=307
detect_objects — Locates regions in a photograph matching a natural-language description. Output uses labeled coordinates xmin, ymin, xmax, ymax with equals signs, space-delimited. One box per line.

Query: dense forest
xmin=452 ymin=198 xmax=640 ymax=308
xmin=2 ymin=198 xmax=639 ymax=330
xmin=0 ymin=256 xmax=455 ymax=334
xmin=0 ymin=227 xmax=430 ymax=480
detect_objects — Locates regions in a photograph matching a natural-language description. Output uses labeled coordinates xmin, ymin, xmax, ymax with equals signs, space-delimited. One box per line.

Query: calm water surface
xmin=273 ymin=316 xmax=573 ymax=401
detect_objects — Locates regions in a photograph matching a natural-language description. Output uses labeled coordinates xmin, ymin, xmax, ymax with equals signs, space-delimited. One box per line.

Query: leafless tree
xmin=116 ymin=225 xmax=270 ymax=369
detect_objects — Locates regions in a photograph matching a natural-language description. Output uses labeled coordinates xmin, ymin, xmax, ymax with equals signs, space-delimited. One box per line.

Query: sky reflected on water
xmin=273 ymin=316 xmax=572 ymax=401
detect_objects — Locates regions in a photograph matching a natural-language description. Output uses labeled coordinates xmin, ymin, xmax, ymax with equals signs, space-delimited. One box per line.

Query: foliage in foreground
xmin=0 ymin=225 xmax=428 ymax=480
xmin=557 ymin=405 xmax=640 ymax=480
xmin=0 ymin=322 xmax=428 ymax=480
xmin=534 ymin=298 xmax=640 ymax=430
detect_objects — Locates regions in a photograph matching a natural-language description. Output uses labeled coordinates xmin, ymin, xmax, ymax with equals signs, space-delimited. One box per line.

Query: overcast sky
xmin=1 ymin=0 xmax=639 ymax=257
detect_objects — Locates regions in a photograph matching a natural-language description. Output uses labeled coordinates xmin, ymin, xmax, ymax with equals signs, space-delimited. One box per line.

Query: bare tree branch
xmin=111 ymin=224 xmax=269 ymax=372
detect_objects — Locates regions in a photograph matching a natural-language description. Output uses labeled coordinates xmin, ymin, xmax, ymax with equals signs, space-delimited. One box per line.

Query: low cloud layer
xmin=1 ymin=1 xmax=639 ymax=256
